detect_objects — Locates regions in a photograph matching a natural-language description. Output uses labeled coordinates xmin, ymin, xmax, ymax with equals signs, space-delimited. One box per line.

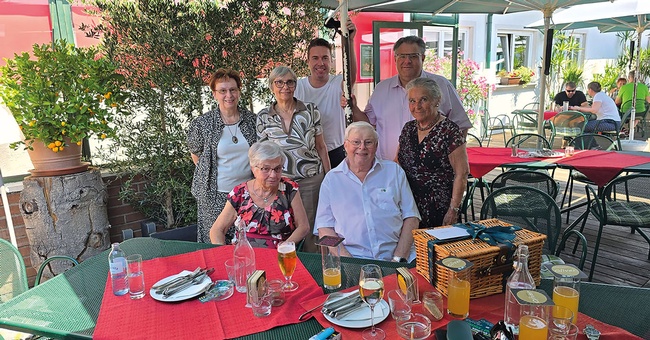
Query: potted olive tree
xmin=0 ymin=40 xmax=127 ymax=176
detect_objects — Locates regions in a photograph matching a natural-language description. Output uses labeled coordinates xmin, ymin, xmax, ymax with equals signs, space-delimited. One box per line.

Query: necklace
xmin=251 ymin=182 xmax=274 ymax=203
xmin=224 ymin=119 xmax=240 ymax=144
xmin=417 ymin=115 xmax=441 ymax=131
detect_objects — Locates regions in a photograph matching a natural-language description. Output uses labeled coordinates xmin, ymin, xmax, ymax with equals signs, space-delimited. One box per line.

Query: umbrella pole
xmin=537 ymin=15 xmax=551 ymax=137
xmin=339 ymin=0 xmax=353 ymax=126
xmin=629 ymin=24 xmax=642 ymax=141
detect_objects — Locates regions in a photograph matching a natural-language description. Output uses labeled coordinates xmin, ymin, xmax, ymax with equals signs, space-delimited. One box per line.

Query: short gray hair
xmin=345 ymin=121 xmax=378 ymax=142
xmin=268 ymin=66 xmax=297 ymax=88
xmin=249 ymin=141 xmax=286 ymax=167
xmin=405 ymin=77 xmax=442 ymax=103
xmin=393 ymin=36 xmax=426 ymax=55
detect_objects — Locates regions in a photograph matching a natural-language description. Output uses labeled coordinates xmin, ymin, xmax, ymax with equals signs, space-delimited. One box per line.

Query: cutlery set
xmin=152 ymin=267 xmax=214 ymax=298
xmin=321 ymin=291 xmax=366 ymax=319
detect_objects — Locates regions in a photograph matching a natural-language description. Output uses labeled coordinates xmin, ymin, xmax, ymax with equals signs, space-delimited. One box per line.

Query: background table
xmin=0 ymin=238 xmax=648 ymax=338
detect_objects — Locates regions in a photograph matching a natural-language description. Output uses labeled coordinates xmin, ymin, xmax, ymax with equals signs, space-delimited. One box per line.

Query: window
xmin=423 ymin=26 xmax=468 ymax=58
xmin=496 ymin=32 xmax=533 ymax=72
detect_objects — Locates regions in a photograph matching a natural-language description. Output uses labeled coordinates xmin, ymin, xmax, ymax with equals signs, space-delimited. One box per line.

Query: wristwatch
xmin=449 ymin=206 xmax=460 ymax=213
xmin=584 ymin=324 xmax=601 ymax=340
xmin=392 ymin=256 xmax=408 ymax=263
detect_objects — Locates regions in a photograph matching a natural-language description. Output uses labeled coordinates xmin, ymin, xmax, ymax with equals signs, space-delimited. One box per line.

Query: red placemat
xmin=556 ymin=150 xmax=650 ymax=187
xmin=301 ymin=268 xmax=642 ymax=340
xmin=467 ymin=147 xmax=555 ymax=178
xmin=544 ymin=111 xmax=558 ymax=121
xmin=94 ymin=246 xmax=325 ymax=340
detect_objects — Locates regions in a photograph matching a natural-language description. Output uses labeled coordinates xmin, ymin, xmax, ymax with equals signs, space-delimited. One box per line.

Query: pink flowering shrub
xmin=423 ymin=51 xmax=494 ymax=121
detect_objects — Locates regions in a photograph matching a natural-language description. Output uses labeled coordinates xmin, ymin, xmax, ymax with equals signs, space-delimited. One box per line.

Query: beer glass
xmin=277 ymin=241 xmax=298 ymax=292
xmin=359 ymin=264 xmax=385 ymax=340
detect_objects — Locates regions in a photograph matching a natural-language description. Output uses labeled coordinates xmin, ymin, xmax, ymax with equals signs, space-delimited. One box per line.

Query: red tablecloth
xmin=544 ymin=110 xmax=558 ymax=120
xmin=301 ymin=268 xmax=642 ymax=340
xmin=94 ymin=246 xmax=325 ymax=340
xmin=556 ymin=150 xmax=650 ymax=187
xmin=467 ymin=147 xmax=557 ymax=178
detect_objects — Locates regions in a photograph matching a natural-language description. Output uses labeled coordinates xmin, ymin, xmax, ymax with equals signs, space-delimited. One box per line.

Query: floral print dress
xmin=397 ymin=117 xmax=465 ymax=228
xmin=227 ymin=177 xmax=298 ymax=248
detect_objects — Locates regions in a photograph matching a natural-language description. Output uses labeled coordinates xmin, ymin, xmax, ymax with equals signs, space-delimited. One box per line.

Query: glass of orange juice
xmin=438 ymin=257 xmax=472 ymax=319
xmin=316 ymin=236 xmax=344 ymax=290
xmin=546 ymin=264 xmax=585 ymax=324
xmin=516 ymin=289 xmax=553 ymax=340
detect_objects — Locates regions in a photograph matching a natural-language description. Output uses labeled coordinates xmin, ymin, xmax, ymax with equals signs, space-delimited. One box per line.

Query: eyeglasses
xmin=346 ymin=139 xmax=376 ymax=148
xmin=255 ymin=165 xmax=283 ymax=174
xmin=215 ymin=88 xmax=239 ymax=95
xmin=566 ymin=89 xmax=576 ymax=93
xmin=273 ymin=80 xmax=297 ymax=88
xmin=395 ymin=53 xmax=422 ymax=61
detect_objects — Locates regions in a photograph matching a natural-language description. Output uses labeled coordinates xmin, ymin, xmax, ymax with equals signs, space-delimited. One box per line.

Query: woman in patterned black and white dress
xmin=187 ymin=69 xmax=257 ymax=243
xmin=256 ymin=66 xmax=331 ymax=252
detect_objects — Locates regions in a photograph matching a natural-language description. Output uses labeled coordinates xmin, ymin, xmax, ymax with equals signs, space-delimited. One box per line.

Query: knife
xmin=322 ymin=296 xmax=363 ymax=317
xmin=162 ymin=268 xmax=214 ymax=297
xmin=323 ymin=291 xmax=360 ymax=311
xmin=330 ymin=299 xmax=366 ymax=319
xmin=155 ymin=268 xmax=207 ymax=294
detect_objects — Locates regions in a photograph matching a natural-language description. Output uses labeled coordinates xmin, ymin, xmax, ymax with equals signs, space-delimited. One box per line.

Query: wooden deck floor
xmin=467 ymin=132 xmax=650 ymax=287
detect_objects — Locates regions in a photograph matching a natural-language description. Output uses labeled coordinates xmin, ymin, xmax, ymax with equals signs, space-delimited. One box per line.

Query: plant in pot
xmin=0 ymin=39 xmax=128 ymax=176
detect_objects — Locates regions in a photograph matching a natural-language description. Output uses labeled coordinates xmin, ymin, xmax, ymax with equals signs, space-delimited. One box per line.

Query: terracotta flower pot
xmin=27 ymin=138 xmax=88 ymax=177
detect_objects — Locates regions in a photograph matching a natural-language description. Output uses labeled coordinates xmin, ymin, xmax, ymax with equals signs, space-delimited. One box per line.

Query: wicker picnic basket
xmin=413 ymin=219 xmax=546 ymax=299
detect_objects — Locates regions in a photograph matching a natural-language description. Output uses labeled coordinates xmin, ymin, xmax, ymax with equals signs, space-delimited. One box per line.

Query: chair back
xmin=569 ymin=134 xmax=617 ymax=151
xmin=0 ymin=238 xmax=29 ymax=303
xmin=549 ymin=110 xmax=587 ymax=134
xmin=522 ymin=102 xmax=540 ymax=111
xmin=491 ymin=170 xmax=558 ymax=199
xmin=513 ymin=109 xmax=539 ymax=134
xmin=506 ymin=133 xmax=551 ymax=150
xmin=466 ymin=133 xmax=482 ymax=147
xmin=480 ymin=186 xmax=561 ymax=253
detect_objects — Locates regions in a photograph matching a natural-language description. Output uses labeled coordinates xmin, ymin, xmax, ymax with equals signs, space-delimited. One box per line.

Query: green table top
xmin=0 ymin=238 xmax=648 ymax=339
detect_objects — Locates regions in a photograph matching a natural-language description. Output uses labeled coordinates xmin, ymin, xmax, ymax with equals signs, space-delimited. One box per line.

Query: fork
xmin=163 ymin=268 xmax=214 ymax=298
xmin=152 ymin=267 xmax=201 ymax=291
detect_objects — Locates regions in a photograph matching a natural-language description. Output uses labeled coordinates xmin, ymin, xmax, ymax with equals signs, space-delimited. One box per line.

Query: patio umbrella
xmin=528 ymin=0 xmax=650 ymax=140
xmin=319 ymin=0 xmax=615 ymax=135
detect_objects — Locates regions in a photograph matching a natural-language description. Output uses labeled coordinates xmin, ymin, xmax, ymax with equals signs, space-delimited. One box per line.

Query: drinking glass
xmin=266 ymin=279 xmax=286 ymax=307
xmin=447 ymin=267 xmax=471 ymax=319
xmin=407 ymin=275 xmax=421 ymax=304
xmin=548 ymin=323 xmax=579 ymax=340
xmin=126 ymin=254 xmax=145 ymax=299
xmin=548 ymin=305 xmax=574 ymax=335
xmin=396 ymin=313 xmax=431 ymax=340
xmin=422 ymin=291 xmax=444 ymax=321
xmin=359 ymin=264 xmax=385 ymax=340
xmin=277 ymin=241 xmax=298 ymax=292
xmin=553 ymin=277 xmax=580 ymax=324
xmin=387 ymin=289 xmax=411 ymax=321
xmin=251 ymin=283 xmax=272 ymax=317
xmin=321 ymin=243 xmax=341 ymax=289
xmin=519 ymin=301 xmax=550 ymax=340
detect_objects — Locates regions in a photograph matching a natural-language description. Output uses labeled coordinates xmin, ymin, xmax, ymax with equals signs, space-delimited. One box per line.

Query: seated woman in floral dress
xmin=209 ymin=141 xmax=309 ymax=248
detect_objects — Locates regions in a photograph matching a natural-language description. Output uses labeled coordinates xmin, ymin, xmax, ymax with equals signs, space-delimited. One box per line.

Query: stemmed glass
xmin=359 ymin=264 xmax=386 ymax=340
xmin=277 ymin=241 xmax=299 ymax=292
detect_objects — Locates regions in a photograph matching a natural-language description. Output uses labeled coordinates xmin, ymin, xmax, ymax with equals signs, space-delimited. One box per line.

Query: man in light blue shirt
xmin=315 ymin=122 xmax=421 ymax=262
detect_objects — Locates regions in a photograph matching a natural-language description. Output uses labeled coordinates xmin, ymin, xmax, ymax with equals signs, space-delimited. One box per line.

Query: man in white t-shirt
xmin=294 ymin=21 xmax=357 ymax=168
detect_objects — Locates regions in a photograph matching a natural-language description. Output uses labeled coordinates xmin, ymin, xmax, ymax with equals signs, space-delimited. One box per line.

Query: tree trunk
xmin=20 ymin=169 xmax=110 ymax=280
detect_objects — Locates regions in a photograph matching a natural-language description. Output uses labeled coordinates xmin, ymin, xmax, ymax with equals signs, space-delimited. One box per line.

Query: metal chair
xmin=560 ymin=134 xmax=618 ymax=223
xmin=491 ymin=170 xmax=558 ymax=200
xmin=0 ymin=238 xmax=79 ymax=303
xmin=506 ymin=133 xmax=551 ymax=150
xmin=512 ymin=109 xmax=539 ymax=135
xmin=598 ymin=109 xmax=631 ymax=150
xmin=481 ymin=109 xmax=514 ymax=147
xmin=547 ymin=110 xmax=588 ymax=147
xmin=522 ymin=102 xmax=540 ymax=111
xmin=571 ymin=174 xmax=650 ymax=281
xmin=460 ymin=133 xmax=488 ymax=222
xmin=480 ymin=186 xmax=587 ymax=267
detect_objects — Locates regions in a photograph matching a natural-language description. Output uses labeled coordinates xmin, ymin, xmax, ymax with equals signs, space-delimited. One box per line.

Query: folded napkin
xmin=340 ymin=301 xmax=388 ymax=321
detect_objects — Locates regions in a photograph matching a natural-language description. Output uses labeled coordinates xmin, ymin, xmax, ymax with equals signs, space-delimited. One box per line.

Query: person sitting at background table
xmin=209 ymin=141 xmax=309 ymax=248
xmin=397 ymin=77 xmax=469 ymax=228
xmin=615 ymin=71 xmax=650 ymax=114
xmin=571 ymin=81 xmax=621 ymax=133
xmin=257 ymin=65 xmax=331 ymax=252
xmin=187 ymin=68 xmax=257 ymax=243
xmin=554 ymin=81 xmax=588 ymax=111
xmin=609 ymin=77 xmax=627 ymax=102
xmin=314 ymin=122 xmax=421 ymax=263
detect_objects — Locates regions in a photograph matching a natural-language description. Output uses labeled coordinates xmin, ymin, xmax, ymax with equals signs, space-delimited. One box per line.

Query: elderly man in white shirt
xmin=314 ymin=122 xmax=421 ymax=262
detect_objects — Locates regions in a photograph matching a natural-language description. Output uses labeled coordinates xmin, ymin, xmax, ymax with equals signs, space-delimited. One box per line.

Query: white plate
xmin=323 ymin=300 xmax=390 ymax=329
xmin=150 ymin=271 xmax=212 ymax=302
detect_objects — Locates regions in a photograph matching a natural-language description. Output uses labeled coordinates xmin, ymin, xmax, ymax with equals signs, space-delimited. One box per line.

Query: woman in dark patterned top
xmin=187 ymin=69 xmax=257 ymax=243
xmin=210 ymin=141 xmax=309 ymax=248
xmin=256 ymin=65 xmax=331 ymax=252
xmin=397 ymin=77 xmax=469 ymax=228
